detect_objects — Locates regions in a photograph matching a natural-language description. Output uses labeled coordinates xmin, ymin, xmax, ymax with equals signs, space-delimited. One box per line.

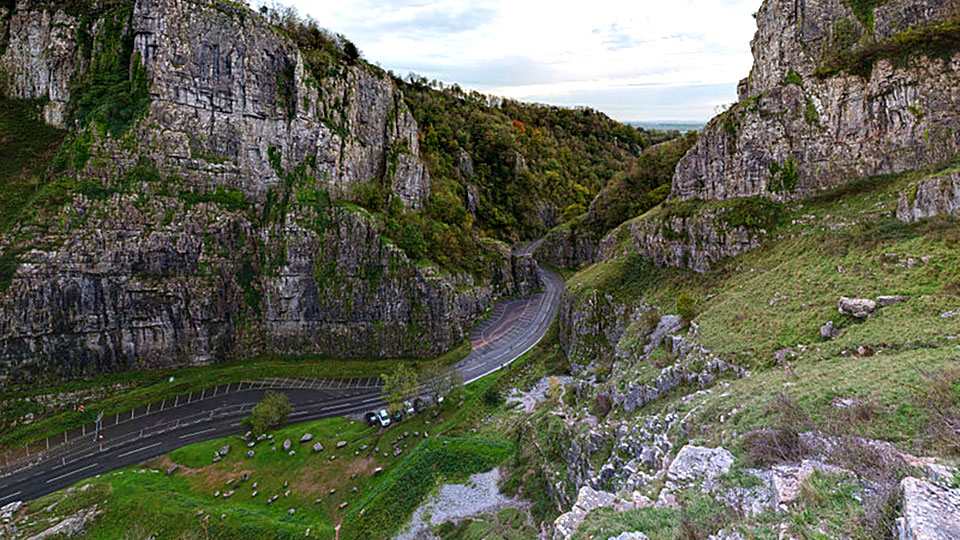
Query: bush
xmin=742 ymin=394 xmax=812 ymax=466
xmin=676 ymin=292 xmax=698 ymax=323
xmin=246 ymin=391 xmax=292 ymax=435
xmin=483 ymin=386 xmax=504 ymax=407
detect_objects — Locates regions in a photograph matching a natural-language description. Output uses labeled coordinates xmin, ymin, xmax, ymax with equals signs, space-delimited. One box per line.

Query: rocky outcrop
xmin=0 ymin=2 xmax=80 ymax=126
xmin=599 ymin=204 xmax=769 ymax=273
xmin=552 ymin=486 xmax=617 ymax=540
xmin=672 ymin=0 xmax=960 ymax=203
xmin=897 ymin=171 xmax=960 ymax=223
xmin=537 ymin=220 xmax=600 ymax=271
xmin=0 ymin=0 xmax=532 ymax=380
xmin=130 ymin=0 xmax=428 ymax=209
xmin=896 ymin=477 xmax=960 ymax=540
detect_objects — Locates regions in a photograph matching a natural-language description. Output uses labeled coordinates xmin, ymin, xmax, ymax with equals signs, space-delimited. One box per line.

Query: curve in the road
xmin=0 ymin=263 xmax=563 ymax=503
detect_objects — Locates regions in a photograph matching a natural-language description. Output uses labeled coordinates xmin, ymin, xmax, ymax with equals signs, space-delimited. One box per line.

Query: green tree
xmin=246 ymin=391 xmax=292 ymax=435
xmin=420 ymin=363 xmax=464 ymax=404
xmin=381 ymin=364 xmax=419 ymax=413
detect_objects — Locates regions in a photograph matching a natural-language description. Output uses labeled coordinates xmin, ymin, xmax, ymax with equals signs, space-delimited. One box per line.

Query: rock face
xmin=672 ymin=0 xmax=960 ymax=203
xmin=130 ymin=0 xmax=429 ymax=209
xmin=599 ymin=204 xmax=769 ymax=273
xmin=897 ymin=172 xmax=960 ymax=223
xmin=0 ymin=1 xmax=536 ymax=380
xmin=896 ymin=477 xmax=960 ymax=540
xmin=0 ymin=2 xmax=80 ymax=127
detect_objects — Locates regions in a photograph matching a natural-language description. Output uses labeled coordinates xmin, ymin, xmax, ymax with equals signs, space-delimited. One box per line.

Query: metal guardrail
xmin=0 ymin=377 xmax=379 ymax=478
xmin=0 ymin=402 xmax=256 ymax=480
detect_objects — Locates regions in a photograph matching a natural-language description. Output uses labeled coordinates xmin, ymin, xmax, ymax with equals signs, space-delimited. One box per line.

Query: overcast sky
xmin=273 ymin=0 xmax=762 ymax=123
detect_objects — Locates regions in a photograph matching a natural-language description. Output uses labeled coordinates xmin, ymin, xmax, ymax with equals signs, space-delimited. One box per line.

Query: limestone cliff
xmin=610 ymin=0 xmax=960 ymax=272
xmin=0 ymin=0 xmax=536 ymax=381
xmin=674 ymin=0 xmax=960 ymax=202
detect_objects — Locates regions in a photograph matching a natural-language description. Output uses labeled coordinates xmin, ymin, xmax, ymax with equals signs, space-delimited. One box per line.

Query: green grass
xmin=571 ymin=506 xmax=679 ymax=540
xmin=816 ymin=16 xmax=960 ymax=78
xmin=11 ymin=336 xmax=563 ymax=540
xmin=0 ymin=97 xmax=67 ymax=235
xmin=0 ymin=341 xmax=471 ymax=451
xmin=434 ymin=507 xmax=538 ymax=539
xmin=567 ymin=162 xmax=960 ymax=455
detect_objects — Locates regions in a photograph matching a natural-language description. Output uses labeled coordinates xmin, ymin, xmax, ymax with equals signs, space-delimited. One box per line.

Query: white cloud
xmin=276 ymin=0 xmax=762 ymax=122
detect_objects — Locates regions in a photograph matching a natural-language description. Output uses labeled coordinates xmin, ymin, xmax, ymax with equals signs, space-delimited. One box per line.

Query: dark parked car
xmin=365 ymin=412 xmax=379 ymax=427
xmin=392 ymin=409 xmax=404 ymax=422
xmin=413 ymin=398 xmax=426 ymax=413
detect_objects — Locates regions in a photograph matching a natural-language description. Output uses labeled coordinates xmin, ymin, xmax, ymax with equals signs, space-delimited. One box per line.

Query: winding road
xmin=0 ymin=251 xmax=563 ymax=504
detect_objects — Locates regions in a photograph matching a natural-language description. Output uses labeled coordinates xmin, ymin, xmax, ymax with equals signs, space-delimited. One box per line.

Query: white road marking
xmin=0 ymin=491 xmax=21 ymax=502
xmin=178 ymin=428 xmax=217 ymax=439
xmin=46 ymin=463 xmax=98 ymax=484
xmin=118 ymin=442 xmax=162 ymax=458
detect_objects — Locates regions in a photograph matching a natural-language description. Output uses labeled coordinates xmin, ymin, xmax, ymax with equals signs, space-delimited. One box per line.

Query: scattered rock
xmin=608 ymin=533 xmax=649 ymax=540
xmin=820 ymin=321 xmax=838 ymax=340
xmin=876 ymin=295 xmax=908 ymax=307
xmin=312 ymin=442 xmax=324 ymax=453
xmin=166 ymin=464 xmax=179 ymax=476
xmin=838 ymin=297 xmax=876 ymax=319
xmin=282 ymin=439 xmax=292 ymax=452
xmin=337 ymin=441 xmax=348 ymax=449
xmin=942 ymin=310 xmax=959 ymax=319
xmin=246 ymin=450 xmax=255 ymax=458
xmin=300 ymin=433 xmax=313 ymax=443
xmin=218 ymin=445 xmax=230 ymax=457
xmin=26 ymin=505 xmax=102 ymax=540
xmin=1 ymin=500 xmax=23 ymax=522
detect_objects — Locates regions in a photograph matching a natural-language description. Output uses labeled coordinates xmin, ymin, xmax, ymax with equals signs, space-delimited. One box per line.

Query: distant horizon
xmin=271 ymin=0 xmax=761 ymax=123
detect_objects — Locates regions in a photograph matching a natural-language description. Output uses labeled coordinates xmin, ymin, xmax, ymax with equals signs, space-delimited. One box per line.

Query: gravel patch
xmin=506 ymin=376 xmax=573 ymax=413
xmin=394 ymin=468 xmax=525 ymax=540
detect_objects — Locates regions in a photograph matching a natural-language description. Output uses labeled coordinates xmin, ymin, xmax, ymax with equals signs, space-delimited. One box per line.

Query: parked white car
xmin=377 ymin=409 xmax=392 ymax=428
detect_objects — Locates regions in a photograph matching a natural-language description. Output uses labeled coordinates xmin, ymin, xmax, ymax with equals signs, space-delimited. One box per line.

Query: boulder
xmin=658 ymin=445 xmax=735 ymax=507
xmin=838 ymin=297 xmax=877 ymax=319
xmin=282 ymin=439 xmax=292 ymax=452
xmin=896 ymin=477 xmax=960 ymax=540
xmin=312 ymin=443 xmax=324 ymax=453
xmin=217 ymin=445 xmax=230 ymax=457
xmin=337 ymin=441 xmax=348 ymax=449
xmin=1 ymin=500 xmax=23 ymax=522
xmin=553 ymin=486 xmax=618 ymax=540
xmin=25 ymin=506 xmax=101 ymax=540
xmin=820 ymin=321 xmax=838 ymax=340
xmin=300 ymin=433 xmax=313 ymax=443
xmin=608 ymin=533 xmax=649 ymax=540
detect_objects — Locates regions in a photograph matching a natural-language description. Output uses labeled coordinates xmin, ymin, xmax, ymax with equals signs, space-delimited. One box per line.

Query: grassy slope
xmin=0 ymin=97 xmax=66 ymax=235
xmin=568 ymin=163 xmax=960 ymax=454
xmin=0 ymin=342 xmax=470 ymax=450
xmin=12 ymin=336 xmax=567 ymax=540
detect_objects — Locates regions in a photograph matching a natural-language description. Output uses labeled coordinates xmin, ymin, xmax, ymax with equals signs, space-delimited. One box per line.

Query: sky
xmin=271 ymin=0 xmax=763 ymax=123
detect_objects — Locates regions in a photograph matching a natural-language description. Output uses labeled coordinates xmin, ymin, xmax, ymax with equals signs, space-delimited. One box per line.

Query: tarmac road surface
xmin=0 ymin=255 xmax=563 ymax=503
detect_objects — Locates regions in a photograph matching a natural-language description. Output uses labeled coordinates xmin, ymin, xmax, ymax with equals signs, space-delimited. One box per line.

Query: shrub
xmin=767 ymin=158 xmax=800 ymax=193
xmin=246 ymin=391 xmax=292 ymax=435
xmin=594 ymin=393 xmax=613 ymax=418
xmin=676 ymin=292 xmax=699 ymax=323
xmin=483 ymin=385 xmax=504 ymax=407
xmin=784 ymin=69 xmax=803 ymax=86
xmin=919 ymin=368 xmax=960 ymax=454
xmin=742 ymin=394 xmax=812 ymax=466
